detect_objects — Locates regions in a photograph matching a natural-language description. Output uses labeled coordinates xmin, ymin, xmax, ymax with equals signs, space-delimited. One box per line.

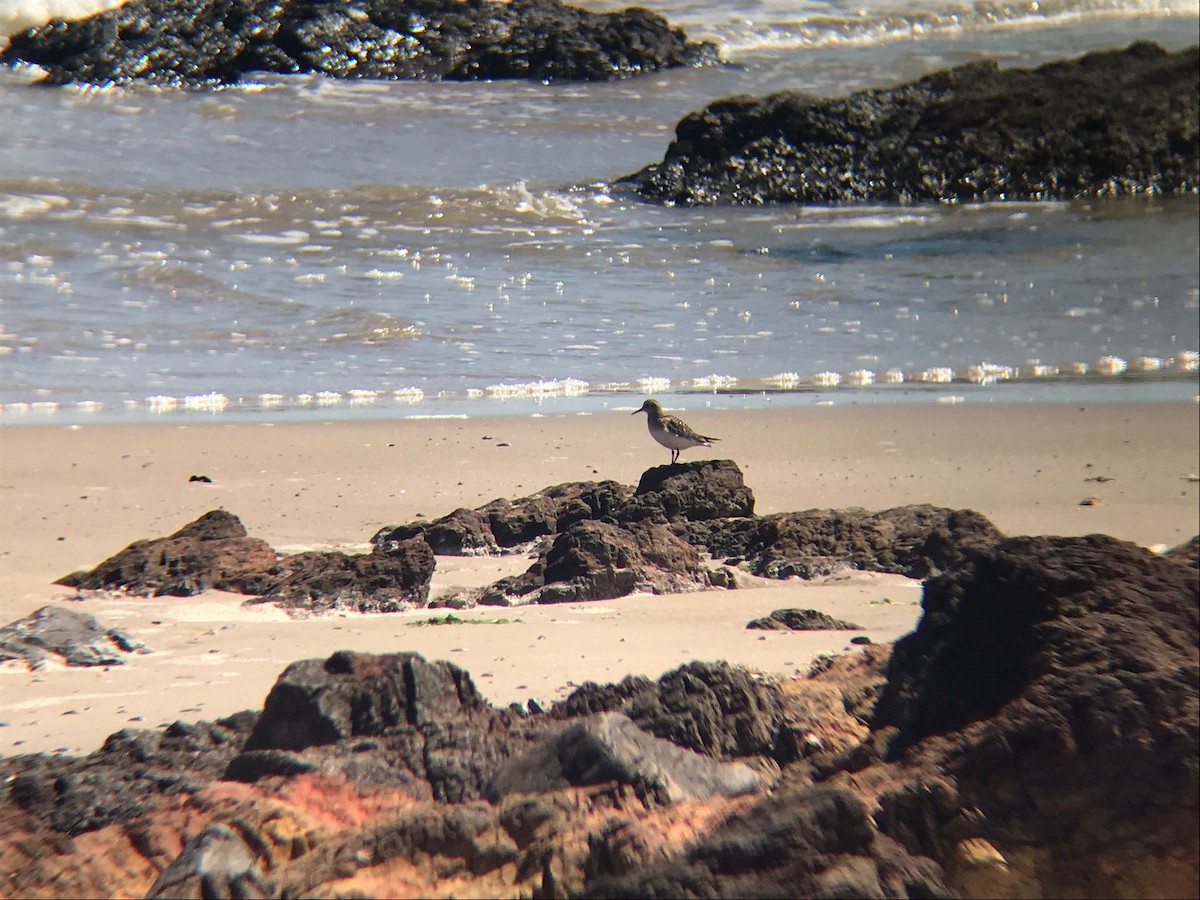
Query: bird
xmin=632 ymin=398 xmax=718 ymax=465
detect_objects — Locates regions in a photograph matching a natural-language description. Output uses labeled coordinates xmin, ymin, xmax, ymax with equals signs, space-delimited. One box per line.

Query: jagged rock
xmin=582 ymin=782 xmax=952 ymax=898
xmin=55 ymin=509 xmax=280 ymax=597
xmin=487 ymin=711 xmax=762 ymax=805
xmin=375 ymin=480 xmax=633 ymax=556
xmin=1 ymin=0 xmax=719 ymax=86
xmin=466 ymin=519 xmax=711 ymax=605
xmin=0 ymin=605 xmax=151 ymax=668
xmin=747 ymin=608 xmax=861 ymax=631
xmin=251 ymin=535 xmax=436 ymax=612
xmin=4 ymin=712 xmax=258 ymax=835
xmin=620 ymin=41 xmax=1199 ymax=205
xmin=145 ymin=823 xmax=273 ymax=900
xmin=55 ymin=509 xmax=436 ymax=612
xmin=682 ymin=504 xmax=1003 ymax=580
xmin=243 ymin=650 xmax=489 ymax=752
xmin=553 ymin=661 xmax=787 ymax=761
xmin=1163 ymin=534 xmax=1199 ymax=571
xmin=862 ymin=534 xmax=1200 ymax=897
xmin=619 ymin=459 xmax=755 ymax=524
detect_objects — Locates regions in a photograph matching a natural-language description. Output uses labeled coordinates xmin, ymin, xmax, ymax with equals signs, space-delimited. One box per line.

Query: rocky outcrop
xmin=56 ymin=509 xmax=280 ymax=597
xmin=56 ymin=509 xmax=436 ymax=612
xmin=552 ymin=660 xmax=789 ymax=760
xmin=487 ymin=711 xmax=764 ymax=806
xmin=583 ymin=783 xmax=952 ymax=899
xmin=458 ymin=518 xmax=714 ymax=606
xmin=374 ymin=480 xmax=634 ymax=556
xmin=852 ymin=534 xmax=1200 ymax=898
xmin=251 ymin=536 xmax=436 ymax=612
xmin=682 ymin=504 xmax=1003 ymax=579
xmin=0 ymin=0 xmax=719 ymax=86
xmin=747 ymin=608 xmax=861 ymax=631
xmin=620 ymin=41 xmax=1200 ymax=205
xmin=3 ymin=524 xmax=1198 ymax=898
xmin=621 ymin=459 xmax=755 ymax=524
xmin=0 ymin=605 xmax=151 ymax=668
xmin=55 ymin=469 xmax=1006 ymax=610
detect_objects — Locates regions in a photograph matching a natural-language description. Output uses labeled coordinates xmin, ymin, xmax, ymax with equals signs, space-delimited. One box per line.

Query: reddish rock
xmin=254 ymin=536 xmax=436 ymax=613
xmin=55 ymin=509 xmax=280 ymax=597
xmin=858 ymin=534 xmax=1200 ymax=897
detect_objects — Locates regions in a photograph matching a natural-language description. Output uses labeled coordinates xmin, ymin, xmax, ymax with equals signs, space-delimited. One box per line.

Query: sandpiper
xmin=632 ymin=398 xmax=718 ymax=465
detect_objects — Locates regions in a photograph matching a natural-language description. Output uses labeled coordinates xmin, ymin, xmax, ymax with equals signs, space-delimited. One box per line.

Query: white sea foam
xmin=844 ymin=369 xmax=875 ymax=386
xmin=1092 ymin=355 xmax=1128 ymax=376
xmin=183 ymin=392 xmax=229 ymax=412
xmin=690 ymin=374 xmax=738 ymax=389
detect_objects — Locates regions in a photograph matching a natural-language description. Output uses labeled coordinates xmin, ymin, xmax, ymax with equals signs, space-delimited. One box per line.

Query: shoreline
xmin=1 ymin=400 xmax=1196 ymax=755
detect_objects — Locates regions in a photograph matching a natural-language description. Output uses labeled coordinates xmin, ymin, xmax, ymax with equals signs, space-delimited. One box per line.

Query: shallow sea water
xmin=0 ymin=0 xmax=1197 ymax=423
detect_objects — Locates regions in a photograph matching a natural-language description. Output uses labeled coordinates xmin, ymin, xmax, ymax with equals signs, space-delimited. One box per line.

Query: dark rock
xmin=620 ymin=459 xmax=755 ymax=524
xmin=55 ymin=509 xmax=280 ymax=597
xmin=682 ymin=504 xmax=1003 ymax=580
xmin=1 ymin=0 xmax=720 ymax=86
xmin=2 ymin=712 xmax=257 ymax=835
xmin=554 ymin=661 xmax=787 ymax=761
xmin=582 ymin=782 xmax=951 ymax=898
xmin=620 ymin=42 xmax=1199 ymax=204
xmin=222 ymin=749 xmax=318 ymax=782
xmin=747 ymin=608 xmax=861 ymax=631
xmin=1163 ymin=534 xmax=1199 ymax=571
xmin=375 ymin=480 xmax=633 ymax=556
xmin=251 ymin=535 xmax=436 ymax=612
xmin=866 ymin=534 xmax=1199 ymax=896
xmin=470 ymin=519 xmax=709 ymax=605
xmin=487 ymin=711 xmax=761 ymax=806
xmin=0 ymin=605 xmax=151 ymax=668
xmin=377 ymin=506 xmax=499 ymax=555
xmin=243 ymin=650 xmax=489 ymax=752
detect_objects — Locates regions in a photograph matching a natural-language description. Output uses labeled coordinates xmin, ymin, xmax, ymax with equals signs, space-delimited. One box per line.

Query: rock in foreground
xmin=1 ymin=0 xmax=719 ymax=85
xmin=0 ymin=605 xmax=151 ymax=668
xmin=1 ymin=529 xmax=1197 ymax=897
xmin=620 ymin=41 xmax=1200 ymax=204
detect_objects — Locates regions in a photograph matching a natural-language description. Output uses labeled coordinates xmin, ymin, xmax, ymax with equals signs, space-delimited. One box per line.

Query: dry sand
xmin=1 ymin=400 xmax=1197 ymax=755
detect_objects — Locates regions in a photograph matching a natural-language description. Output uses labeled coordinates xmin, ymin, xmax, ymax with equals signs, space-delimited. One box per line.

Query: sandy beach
xmin=1 ymin=400 xmax=1197 ymax=756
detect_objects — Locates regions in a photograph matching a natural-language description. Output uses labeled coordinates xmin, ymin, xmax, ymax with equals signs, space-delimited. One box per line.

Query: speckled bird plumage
xmin=632 ymin=398 xmax=718 ymax=464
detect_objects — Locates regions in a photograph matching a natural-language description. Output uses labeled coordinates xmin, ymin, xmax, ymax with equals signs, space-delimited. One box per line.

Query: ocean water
xmin=0 ymin=0 xmax=1197 ymax=424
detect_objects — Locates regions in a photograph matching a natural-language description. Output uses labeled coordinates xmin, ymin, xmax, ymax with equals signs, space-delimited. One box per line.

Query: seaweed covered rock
xmin=621 ymin=41 xmax=1200 ymax=204
xmin=1 ymin=0 xmax=720 ymax=85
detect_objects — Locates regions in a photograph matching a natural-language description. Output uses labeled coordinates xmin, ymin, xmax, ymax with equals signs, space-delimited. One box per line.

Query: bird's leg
xmin=670 ymin=449 xmax=679 ymax=465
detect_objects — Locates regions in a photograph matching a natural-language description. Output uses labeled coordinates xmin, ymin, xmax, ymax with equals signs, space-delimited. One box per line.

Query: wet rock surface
xmin=0 ymin=605 xmax=151 ymax=668
xmin=620 ymin=41 xmax=1200 ymax=205
xmin=1 ymin=0 xmax=720 ymax=86
xmin=2 ymin=525 xmax=1197 ymax=898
